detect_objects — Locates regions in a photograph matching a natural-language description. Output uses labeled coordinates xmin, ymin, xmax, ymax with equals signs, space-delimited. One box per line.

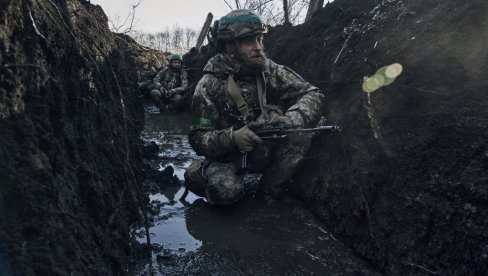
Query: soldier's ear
xmin=225 ymin=42 xmax=237 ymax=57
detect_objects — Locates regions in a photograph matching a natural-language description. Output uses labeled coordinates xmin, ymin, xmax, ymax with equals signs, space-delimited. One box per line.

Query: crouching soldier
xmin=135 ymin=56 xmax=158 ymax=98
xmin=184 ymin=9 xmax=326 ymax=205
xmin=150 ymin=54 xmax=188 ymax=112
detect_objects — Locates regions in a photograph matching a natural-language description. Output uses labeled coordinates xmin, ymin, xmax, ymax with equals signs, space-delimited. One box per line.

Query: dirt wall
xmin=0 ymin=0 xmax=144 ymax=274
xmin=264 ymin=0 xmax=487 ymax=274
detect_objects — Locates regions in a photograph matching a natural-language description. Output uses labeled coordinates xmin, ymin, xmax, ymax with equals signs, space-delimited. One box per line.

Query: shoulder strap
xmin=256 ymin=73 xmax=267 ymax=115
xmin=227 ymin=75 xmax=250 ymax=116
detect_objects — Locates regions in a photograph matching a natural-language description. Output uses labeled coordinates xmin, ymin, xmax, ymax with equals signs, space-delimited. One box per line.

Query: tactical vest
xmin=226 ymin=72 xmax=267 ymax=122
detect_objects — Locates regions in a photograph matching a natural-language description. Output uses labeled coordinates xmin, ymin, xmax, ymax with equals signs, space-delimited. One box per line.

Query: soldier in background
xmin=184 ymin=9 xmax=326 ymax=205
xmin=135 ymin=56 xmax=158 ymax=98
xmin=150 ymin=54 xmax=188 ymax=112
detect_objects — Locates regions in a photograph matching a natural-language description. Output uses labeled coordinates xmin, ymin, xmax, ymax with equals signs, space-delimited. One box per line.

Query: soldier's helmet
xmin=169 ymin=54 xmax=182 ymax=62
xmin=135 ymin=56 xmax=147 ymax=66
xmin=217 ymin=9 xmax=267 ymax=42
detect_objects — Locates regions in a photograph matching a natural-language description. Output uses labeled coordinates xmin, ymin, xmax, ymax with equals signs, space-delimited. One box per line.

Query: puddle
xmin=139 ymin=192 xmax=202 ymax=253
xmin=133 ymin=104 xmax=380 ymax=275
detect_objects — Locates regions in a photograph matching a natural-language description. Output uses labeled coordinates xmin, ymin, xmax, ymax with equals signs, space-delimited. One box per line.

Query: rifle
xmin=179 ymin=117 xmax=339 ymax=201
xmin=235 ymin=117 xmax=340 ymax=174
xmin=254 ymin=119 xmax=340 ymax=139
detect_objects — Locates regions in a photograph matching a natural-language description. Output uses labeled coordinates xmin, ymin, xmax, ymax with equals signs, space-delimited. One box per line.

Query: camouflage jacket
xmin=153 ymin=66 xmax=188 ymax=95
xmin=189 ymin=54 xmax=325 ymax=159
xmin=137 ymin=64 xmax=157 ymax=88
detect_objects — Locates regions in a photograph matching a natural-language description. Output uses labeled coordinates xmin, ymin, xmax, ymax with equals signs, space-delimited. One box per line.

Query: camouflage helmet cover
xmin=135 ymin=56 xmax=148 ymax=65
xmin=169 ymin=54 xmax=182 ymax=62
xmin=217 ymin=9 xmax=267 ymax=41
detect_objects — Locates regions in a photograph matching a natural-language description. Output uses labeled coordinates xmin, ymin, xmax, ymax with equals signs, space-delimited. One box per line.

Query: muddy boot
xmin=150 ymin=89 xmax=166 ymax=110
xmin=183 ymin=160 xmax=208 ymax=197
xmin=166 ymin=94 xmax=184 ymax=113
xmin=204 ymin=161 xmax=244 ymax=205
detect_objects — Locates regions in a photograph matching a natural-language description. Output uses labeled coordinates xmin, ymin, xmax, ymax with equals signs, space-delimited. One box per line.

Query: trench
xmin=132 ymin=104 xmax=380 ymax=275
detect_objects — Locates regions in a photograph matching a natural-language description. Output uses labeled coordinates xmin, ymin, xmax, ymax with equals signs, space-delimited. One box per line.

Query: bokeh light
xmin=385 ymin=63 xmax=403 ymax=78
xmin=362 ymin=63 xmax=403 ymax=93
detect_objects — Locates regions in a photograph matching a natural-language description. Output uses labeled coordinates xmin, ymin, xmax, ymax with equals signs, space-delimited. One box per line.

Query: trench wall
xmin=0 ymin=0 xmax=144 ymax=274
xmin=264 ymin=0 xmax=488 ymax=274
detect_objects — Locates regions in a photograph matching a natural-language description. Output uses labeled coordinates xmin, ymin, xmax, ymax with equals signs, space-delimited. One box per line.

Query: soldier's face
xmin=171 ymin=60 xmax=182 ymax=69
xmin=235 ymin=34 xmax=267 ymax=70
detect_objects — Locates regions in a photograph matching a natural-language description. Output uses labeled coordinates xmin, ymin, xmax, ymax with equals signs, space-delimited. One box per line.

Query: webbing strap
xmin=227 ymin=75 xmax=250 ymax=116
xmin=256 ymin=73 xmax=267 ymax=115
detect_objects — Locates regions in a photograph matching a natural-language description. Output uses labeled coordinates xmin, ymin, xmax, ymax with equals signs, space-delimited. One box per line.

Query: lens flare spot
xmin=377 ymin=66 xmax=394 ymax=86
xmin=362 ymin=81 xmax=374 ymax=93
xmin=385 ymin=63 xmax=403 ymax=78
xmin=362 ymin=63 xmax=403 ymax=93
xmin=373 ymin=74 xmax=385 ymax=87
xmin=362 ymin=76 xmax=382 ymax=93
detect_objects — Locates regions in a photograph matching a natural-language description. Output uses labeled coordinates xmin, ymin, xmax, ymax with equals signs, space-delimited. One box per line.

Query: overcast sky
xmin=91 ymin=0 xmax=231 ymax=33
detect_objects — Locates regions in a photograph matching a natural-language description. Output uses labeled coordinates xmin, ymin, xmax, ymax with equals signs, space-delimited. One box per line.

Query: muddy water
xmin=135 ymin=105 xmax=380 ymax=275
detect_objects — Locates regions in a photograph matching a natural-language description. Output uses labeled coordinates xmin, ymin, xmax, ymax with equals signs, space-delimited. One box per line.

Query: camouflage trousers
xmin=150 ymin=89 xmax=185 ymax=110
xmin=184 ymin=135 xmax=312 ymax=205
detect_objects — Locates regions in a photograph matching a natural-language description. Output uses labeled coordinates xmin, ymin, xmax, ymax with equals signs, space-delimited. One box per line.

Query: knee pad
xmin=150 ymin=89 xmax=161 ymax=98
xmin=205 ymin=161 xmax=244 ymax=205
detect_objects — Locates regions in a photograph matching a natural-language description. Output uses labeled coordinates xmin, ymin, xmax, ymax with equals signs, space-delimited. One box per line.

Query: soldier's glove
xmin=153 ymin=81 xmax=162 ymax=89
xmin=159 ymin=88 xmax=169 ymax=98
xmin=232 ymin=122 xmax=264 ymax=152
xmin=165 ymin=89 xmax=176 ymax=97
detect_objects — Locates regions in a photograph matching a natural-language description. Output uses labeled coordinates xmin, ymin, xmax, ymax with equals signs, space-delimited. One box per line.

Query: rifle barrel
xmin=284 ymin=125 xmax=341 ymax=133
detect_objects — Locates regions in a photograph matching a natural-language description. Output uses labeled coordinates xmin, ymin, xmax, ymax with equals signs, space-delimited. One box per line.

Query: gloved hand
xmin=153 ymin=81 xmax=162 ymax=89
xmin=232 ymin=122 xmax=264 ymax=152
xmin=164 ymin=88 xmax=176 ymax=98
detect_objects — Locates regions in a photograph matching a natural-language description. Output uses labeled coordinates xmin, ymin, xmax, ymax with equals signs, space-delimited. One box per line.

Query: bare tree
xmin=283 ymin=0 xmax=290 ymax=24
xmin=248 ymin=0 xmax=277 ymax=24
xmin=147 ymin=33 xmax=156 ymax=49
xmin=155 ymin=32 xmax=169 ymax=51
xmin=171 ymin=24 xmax=184 ymax=51
xmin=108 ymin=0 xmax=143 ymax=33
xmin=223 ymin=0 xmax=275 ymax=13
xmin=131 ymin=30 xmax=146 ymax=45
xmin=163 ymin=27 xmax=172 ymax=52
xmin=184 ymin=28 xmax=197 ymax=49
xmin=305 ymin=0 xmax=324 ymax=22
xmin=221 ymin=0 xmax=312 ymax=26
xmin=290 ymin=0 xmax=311 ymax=24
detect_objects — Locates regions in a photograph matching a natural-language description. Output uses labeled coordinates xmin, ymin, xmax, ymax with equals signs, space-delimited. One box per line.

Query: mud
xmin=0 ymin=0 xmax=144 ymax=274
xmin=264 ymin=0 xmax=488 ymax=274
xmin=1 ymin=0 xmax=486 ymax=274
xmin=133 ymin=106 xmax=380 ymax=275
xmin=182 ymin=0 xmax=488 ymax=274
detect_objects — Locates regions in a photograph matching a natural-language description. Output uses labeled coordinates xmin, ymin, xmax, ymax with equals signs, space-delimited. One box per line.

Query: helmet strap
xmin=234 ymin=40 xmax=244 ymax=56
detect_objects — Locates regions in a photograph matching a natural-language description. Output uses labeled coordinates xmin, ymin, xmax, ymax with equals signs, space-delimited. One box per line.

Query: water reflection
xmin=136 ymin=107 xmax=204 ymax=274
xmin=136 ymin=106 xmax=379 ymax=275
xmin=184 ymin=198 xmax=273 ymax=252
xmin=180 ymin=196 xmax=377 ymax=275
xmin=142 ymin=109 xmax=203 ymax=180
xmin=140 ymin=190 xmax=202 ymax=253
